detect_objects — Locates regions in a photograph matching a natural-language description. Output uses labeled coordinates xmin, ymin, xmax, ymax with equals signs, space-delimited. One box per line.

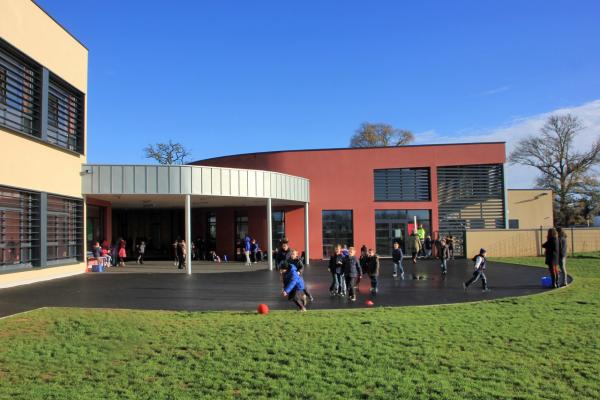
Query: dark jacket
xmin=392 ymin=248 xmax=403 ymax=263
xmin=343 ymin=256 xmax=362 ymax=278
xmin=275 ymin=248 xmax=291 ymax=268
xmin=365 ymin=255 xmax=380 ymax=276
xmin=328 ymin=253 xmax=344 ymax=274
xmin=440 ymin=245 xmax=450 ymax=260
xmin=542 ymin=237 xmax=559 ymax=266
xmin=558 ymin=236 xmax=567 ymax=259
xmin=424 ymin=237 xmax=432 ymax=250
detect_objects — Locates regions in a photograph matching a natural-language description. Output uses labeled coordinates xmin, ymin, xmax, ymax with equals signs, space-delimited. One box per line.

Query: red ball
xmin=365 ymin=300 xmax=375 ymax=307
xmin=257 ymin=303 xmax=270 ymax=314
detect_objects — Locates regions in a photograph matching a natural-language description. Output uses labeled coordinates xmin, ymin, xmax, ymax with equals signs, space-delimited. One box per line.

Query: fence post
xmin=539 ymin=226 xmax=543 ymax=257
xmin=571 ymin=226 xmax=575 ymax=257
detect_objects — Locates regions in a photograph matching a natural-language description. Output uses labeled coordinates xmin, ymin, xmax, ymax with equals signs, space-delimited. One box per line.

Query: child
xmin=343 ymin=247 xmax=362 ymax=301
xmin=439 ymin=239 xmax=449 ymax=275
xmin=328 ymin=245 xmax=345 ymax=296
xmin=281 ymin=260 xmax=308 ymax=312
xmin=463 ymin=248 xmax=490 ymax=292
xmin=391 ymin=241 xmax=404 ymax=279
xmin=118 ymin=241 xmax=127 ymax=267
xmin=285 ymin=249 xmax=313 ymax=301
xmin=101 ymin=246 xmax=111 ymax=268
xmin=365 ymin=248 xmax=380 ymax=294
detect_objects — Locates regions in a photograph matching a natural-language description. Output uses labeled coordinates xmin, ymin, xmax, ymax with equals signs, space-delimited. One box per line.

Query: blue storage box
xmin=91 ymin=264 xmax=104 ymax=273
xmin=541 ymin=276 xmax=552 ymax=288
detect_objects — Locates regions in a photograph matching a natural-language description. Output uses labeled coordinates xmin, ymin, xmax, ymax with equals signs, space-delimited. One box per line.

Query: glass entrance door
xmin=376 ymin=222 xmax=406 ymax=256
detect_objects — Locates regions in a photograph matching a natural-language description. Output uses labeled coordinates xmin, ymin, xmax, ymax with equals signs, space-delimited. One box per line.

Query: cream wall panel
xmin=0 ymin=133 xmax=83 ymax=197
xmin=192 ymin=168 xmax=202 ymax=193
xmin=211 ymin=168 xmax=221 ymax=194
xmin=221 ymin=169 xmax=230 ymax=196
xmin=146 ymin=167 xmax=157 ymax=194
xmin=247 ymin=171 xmax=256 ymax=197
xmin=230 ymin=169 xmax=239 ymax=196
xmin=180 ymin=166 xmax=192 ymax=194
xmin=201 ymin=168 xmax=212 ymax=195
xmin=239 ymin=170 xmax=248 ymax=196
xmin=169 ymin=166 xmax=180 ymax=194
xmin=134 ymin=166 xmax=146 ymax=193
xmin=157 ymin=167 xmax=169 ymax=194
xmin=0 ymin=0 xmax=88 ymax=92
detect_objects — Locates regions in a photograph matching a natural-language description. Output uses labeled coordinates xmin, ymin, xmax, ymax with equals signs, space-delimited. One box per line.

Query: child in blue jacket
xmin=281 ymin=261 xmax=307 ymax=311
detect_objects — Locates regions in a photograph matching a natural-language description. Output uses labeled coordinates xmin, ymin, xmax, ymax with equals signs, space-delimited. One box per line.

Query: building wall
xmin=196 ymin=143 xmax=506 ymax=259
xmin=0 ymin=0 xmax=88 ymax=287
xmin=507 ymin=189 xmax=553 ymax=229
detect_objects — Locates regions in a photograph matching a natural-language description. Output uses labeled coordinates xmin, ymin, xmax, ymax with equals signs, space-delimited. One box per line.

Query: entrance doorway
xmin=375 ymin=221 xmax=406 ymax=255
xmin=375 ymin=210 xmax=431 ymax=256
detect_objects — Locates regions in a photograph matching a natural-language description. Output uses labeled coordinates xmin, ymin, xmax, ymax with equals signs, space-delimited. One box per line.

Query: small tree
xmin=509 ymin=114 xmax=600 ymax=226
xmin=350 ymin=122 xmax=414 ymax=148
xmin=143 ymin=141 xmax=191 ymax=165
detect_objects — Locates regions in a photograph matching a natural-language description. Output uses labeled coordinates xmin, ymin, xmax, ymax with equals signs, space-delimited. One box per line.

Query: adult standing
xmin=409 ymin=231 xmax=422 ymax=264
xmin=417 ymin=224 xmax=426 ymax=257
xmin=557 ymin=227 xmax=569 ymax=287
xmin=542 ymin=228 xmax=560 ymax=288
xmin=177 ymin=239 xmax=187 ymax=270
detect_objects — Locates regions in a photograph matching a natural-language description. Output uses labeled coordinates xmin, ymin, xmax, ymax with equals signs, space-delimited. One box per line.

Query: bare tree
xmin=350 ymin=122 xmax=414 ymax=148
xmin=143 ymin=141 xmax=191 ymax=165
xmin=509 ymin=114 xmax=600 ymax=226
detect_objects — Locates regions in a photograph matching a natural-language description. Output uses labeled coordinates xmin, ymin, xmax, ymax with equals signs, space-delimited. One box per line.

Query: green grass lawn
xmin=1 ymin=255 xmax=599 ymax=399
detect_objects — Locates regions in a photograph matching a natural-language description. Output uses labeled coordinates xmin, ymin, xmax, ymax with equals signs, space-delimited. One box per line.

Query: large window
xmin=47 ymin=195 xmax=83 ymax=264
xmin=375 ymin=209 xmax=431 ymax=256
xmin=374 ymin=168 xmax=430 ymax=201
xmin=47 ymin=75 xmax=84 ymax=153
xmin=322 ymin=210 xmax=353 ymax=258
xmin=272 ymin=211 xmax=285 ymax=250
xmin=0 ymin=39 xmax=85 ymax=154
xmin=0 ymin=186 xmax=40 ymax=272
xmin=0 ymin=40 xmax=40 ymax=137
xmin=86 ymin=204 xmax=105 ymax=248
xmin=206 ymin=212 xmax=217 ymax=251
xmin=437 ymin=164 xmax=505 ymax=256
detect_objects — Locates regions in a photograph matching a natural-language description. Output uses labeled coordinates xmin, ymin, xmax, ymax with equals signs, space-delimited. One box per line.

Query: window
xmin=509 ymin=219 xmax=519 ymax=229
xmin=206 ymin=212 xmax=217 ymax=251
xmin=437 ymin=164 xmax=505 ymax=256
xmin=47 ymin=76 xmax=84 ymax=153
xmin=0 ymin=186 xmax=40 ymax=272
xmin=272 ymin=211 xmax=285 ymax=250
xmin=47 ymin=195 xmax=83 ymax=264
xmin=322 ymin=210 xmax=353 ymax=258
xmin=374 ymin=209 xmax=431 ymax=256
xmin=0 ymin=66 xmax=6 ymax=105
xmin=86 ymin=205 xmax=105 ymax=249
xmin=0 ymin=39 xmax=41 ymax=137
xmin=374 ymin=168 xmax=430 ymax=201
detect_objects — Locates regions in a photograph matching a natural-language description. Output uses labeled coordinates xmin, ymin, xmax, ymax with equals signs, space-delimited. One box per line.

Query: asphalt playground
xmin=0 ymin=258 xmax=554 ymax=318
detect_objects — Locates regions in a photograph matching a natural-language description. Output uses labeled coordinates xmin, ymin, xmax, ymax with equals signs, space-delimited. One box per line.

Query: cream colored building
xmin=507 ymin=189 xmax=553 ymax=229
xmin=0 ymin=0 xmax=88 ymax=287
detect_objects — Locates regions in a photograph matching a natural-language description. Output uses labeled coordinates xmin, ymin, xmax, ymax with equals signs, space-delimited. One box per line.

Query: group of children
xmin=91 ymin=239 xmax=127 ymax=268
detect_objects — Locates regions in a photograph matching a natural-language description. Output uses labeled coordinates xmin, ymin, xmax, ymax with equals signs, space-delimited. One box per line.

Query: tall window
xmin=0 ymin=186 xmax=40 ymax=272
xmin=0 ymin=40 xmax=40 ymax=137
xmin=374 ymin=168 xmax=431 ymax=201
xmin=47 ymin=195 xmax=83 ymax=264
xmin=47 ymin=76 xmax=84 ymax=153
xmin=272 ymin=211 xmax=285 ymax=250
xmin=322 ymin=210 xmax=353 ymax=258
xmin=206 ymin=212 xmax=217 ymax=251
xmin=86 ymin=205 xmax=105 ymax=249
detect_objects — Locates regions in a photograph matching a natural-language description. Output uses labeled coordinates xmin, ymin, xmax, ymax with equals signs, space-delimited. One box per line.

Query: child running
xmin=281 ymin=254 xmax=308 ymax=311
xmin=463 ymin=248 xmax=490 ymax=292
xmin=287 ymin=249 xmax=313 ymax=301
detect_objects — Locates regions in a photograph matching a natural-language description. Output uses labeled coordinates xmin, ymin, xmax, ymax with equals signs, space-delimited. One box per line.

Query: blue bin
xmin=91 ymin=264 xmax=104 ymax=273
xmin=541 ymin=276 xmax=552 ymax=288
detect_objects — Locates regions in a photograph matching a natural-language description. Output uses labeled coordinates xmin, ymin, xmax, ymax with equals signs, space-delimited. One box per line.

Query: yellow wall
xmin=0 ymin=0 xmax=88 ymax=92
xmin=507 ymin=189 xmax=553 ymax=229
xmin=0 ymin=0 xmax=88 ymax=285
xmin=465 ymin=228 xmax=600 ymax=257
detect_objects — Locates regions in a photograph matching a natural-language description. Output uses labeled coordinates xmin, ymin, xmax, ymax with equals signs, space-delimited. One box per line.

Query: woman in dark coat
xmin=542 ymin=228 xmax=560 ymax=288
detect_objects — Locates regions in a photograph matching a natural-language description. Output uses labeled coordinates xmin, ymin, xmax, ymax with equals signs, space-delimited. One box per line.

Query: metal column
xmin=304 ymin=202 xmax=310 ymax=265
xmin=267 ymin=198 xmax=273 ymax=270
xmin=185 ymin=194 xmax=192 ymax=275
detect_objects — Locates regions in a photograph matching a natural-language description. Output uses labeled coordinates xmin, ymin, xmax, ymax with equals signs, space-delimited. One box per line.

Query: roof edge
xmin=193 ymin=141 xmax=506 ymax=164
xmin=32 ymin=0 xmax=88 ymax=50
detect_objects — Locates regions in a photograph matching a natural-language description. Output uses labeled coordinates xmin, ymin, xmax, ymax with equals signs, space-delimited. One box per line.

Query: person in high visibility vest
xmin=417 ymin=224 xmax=426 ymax=258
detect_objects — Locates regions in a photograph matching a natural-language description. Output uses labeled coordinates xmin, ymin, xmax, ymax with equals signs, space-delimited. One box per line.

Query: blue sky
xmin=37 ymin=0 xmax=600 ymax=180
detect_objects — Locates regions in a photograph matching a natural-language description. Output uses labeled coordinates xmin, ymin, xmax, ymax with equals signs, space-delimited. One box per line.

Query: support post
xmin=304 ymin=202 xmax=310 ymax=265
xmin=267 ymin=198 xmax=273 ymax=270
xmin=185 ymin=194 xmax=192 ymax=275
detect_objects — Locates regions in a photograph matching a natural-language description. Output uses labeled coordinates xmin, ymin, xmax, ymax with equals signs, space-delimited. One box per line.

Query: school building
xmin=1 ymin=0 xmax=557 ymax=288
